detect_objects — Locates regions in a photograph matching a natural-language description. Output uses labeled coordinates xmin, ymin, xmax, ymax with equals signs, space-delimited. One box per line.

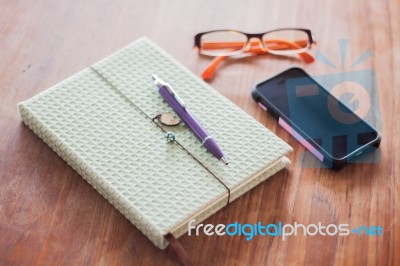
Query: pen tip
xmin=220 ymin=156 xmax=229 ymax=165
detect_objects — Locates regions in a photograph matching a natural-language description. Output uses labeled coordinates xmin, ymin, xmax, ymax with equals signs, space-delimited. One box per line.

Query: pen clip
xmin=152 ymin=74 xmax=186 ymax=108
xmin=166 ymin=85 xmax=186 ymax=109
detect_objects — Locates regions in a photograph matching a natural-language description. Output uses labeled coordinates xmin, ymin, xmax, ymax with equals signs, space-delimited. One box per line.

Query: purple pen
xmin=152 ymin=74 xmax=228 ymax=165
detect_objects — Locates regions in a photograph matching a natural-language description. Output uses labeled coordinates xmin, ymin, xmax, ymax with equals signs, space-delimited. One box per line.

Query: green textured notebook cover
xmin=18 ymin=37 xmax=292 ymax=249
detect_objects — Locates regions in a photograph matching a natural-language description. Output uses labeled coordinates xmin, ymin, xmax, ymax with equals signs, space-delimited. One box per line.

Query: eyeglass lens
xmin=200 ymin=29 xmax=310 ymax=56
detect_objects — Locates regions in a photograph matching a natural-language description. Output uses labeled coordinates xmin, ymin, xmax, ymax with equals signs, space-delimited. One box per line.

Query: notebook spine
xmin=17 ymin=102 xmax=168 ymax=249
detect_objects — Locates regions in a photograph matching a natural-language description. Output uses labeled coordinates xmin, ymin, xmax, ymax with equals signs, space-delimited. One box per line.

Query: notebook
xmin=18 ymin=37 xmax=292 ymax=249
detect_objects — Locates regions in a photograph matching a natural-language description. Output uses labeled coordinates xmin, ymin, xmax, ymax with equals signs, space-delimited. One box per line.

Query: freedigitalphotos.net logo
xmin=188 ymin=219 xmax=383 ymax=241
xmin=312 ymin=39 xmax=381 ymax=129
xmin=285 ymin=39 xmax=381 ymax=167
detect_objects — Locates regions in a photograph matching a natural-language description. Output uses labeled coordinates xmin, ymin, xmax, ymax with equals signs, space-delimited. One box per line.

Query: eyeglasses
xmin=194 ymin=28 xmax=316 ymax=80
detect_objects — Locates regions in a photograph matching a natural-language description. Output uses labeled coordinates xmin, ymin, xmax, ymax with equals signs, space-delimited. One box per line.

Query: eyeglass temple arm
xmin=201 ymin=39 xmax=315 ymax=80
xmin=263 ymin=39 xmax=314 ymax=63
xmin=201 ymin=56 xmax=227 ymax=80
xmin=201 ymin=39 xmax=313 ymax=62
xmin=201 ymin=39 xmax=310 ymax=50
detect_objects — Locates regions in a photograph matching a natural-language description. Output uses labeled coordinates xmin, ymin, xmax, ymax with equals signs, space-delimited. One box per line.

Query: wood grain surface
xmin=1 ymin=0 xmax=399 ymax=265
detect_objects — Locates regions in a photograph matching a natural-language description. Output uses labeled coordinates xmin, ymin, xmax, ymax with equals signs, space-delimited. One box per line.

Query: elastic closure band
xmin=173 ymin=137 xmax=231 ymax=204
xmin=164 ymin=233 xmax=193 ymax=266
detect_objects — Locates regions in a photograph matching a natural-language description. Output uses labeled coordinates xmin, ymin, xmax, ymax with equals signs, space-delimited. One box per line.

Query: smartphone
xmin=252 ymin=67 xmax=381 ymax=169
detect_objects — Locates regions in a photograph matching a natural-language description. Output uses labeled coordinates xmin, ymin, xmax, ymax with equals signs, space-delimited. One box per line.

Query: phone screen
xmin=256 ymin=68 xmax=379 ymax=160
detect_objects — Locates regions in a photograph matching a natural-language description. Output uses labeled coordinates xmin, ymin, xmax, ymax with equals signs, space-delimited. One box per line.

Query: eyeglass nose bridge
xmin=244 ymin=36 xmax=266 ymax=52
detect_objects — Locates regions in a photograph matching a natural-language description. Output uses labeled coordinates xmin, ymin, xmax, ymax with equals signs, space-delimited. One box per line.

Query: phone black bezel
xmin=252 ymin=67 xmax=381 ymax=169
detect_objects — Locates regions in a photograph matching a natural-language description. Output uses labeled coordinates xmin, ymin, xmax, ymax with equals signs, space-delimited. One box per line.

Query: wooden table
xmin=1 ymin=0 xmax=399 ymax=265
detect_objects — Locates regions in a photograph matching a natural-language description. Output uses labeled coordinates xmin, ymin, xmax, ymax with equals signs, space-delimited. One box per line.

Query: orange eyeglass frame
xmin=194 ymin=29 xmax=317 ymax=80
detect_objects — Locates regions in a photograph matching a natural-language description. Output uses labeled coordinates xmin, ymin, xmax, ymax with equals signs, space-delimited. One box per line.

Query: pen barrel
xmin=202 ymin=137 xmax=225 ymax=160
xmin=159 ymin=86 xmax=224 ymax=160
